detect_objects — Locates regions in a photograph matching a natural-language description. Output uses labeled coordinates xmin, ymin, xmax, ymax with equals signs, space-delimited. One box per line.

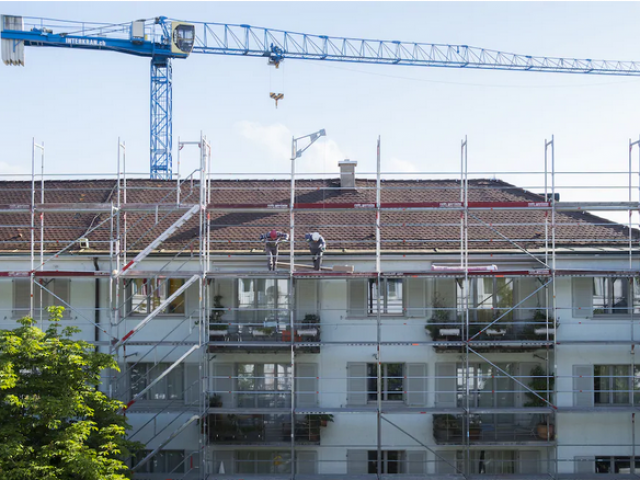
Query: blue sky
xmin=1 ymin=1 xmax=640 ymax=211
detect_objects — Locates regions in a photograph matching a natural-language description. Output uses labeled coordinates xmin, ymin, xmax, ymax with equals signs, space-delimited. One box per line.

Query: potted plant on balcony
xmin=304 ymin=413 xmax=333 ymax=441
xmin=524 ymin=364 xmax=555 ymax=440
xmin=299 ymin=314 xmax=320 ymax=337
xmin=522 ymin=309 xmax=557 ymax=340
xmin=209 ymin=294 xmax=228 ymax=336
xmin=255 ymin=326 xmax=275 ymax=336
xmin=426 ymin=296 xmax=457 ymax=340
xmin=432 ymin=414 xmax=462 ymax=443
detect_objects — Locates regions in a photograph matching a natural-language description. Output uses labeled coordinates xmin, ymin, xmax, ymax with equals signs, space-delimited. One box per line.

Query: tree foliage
xmin=0 ymin=307 xmax=140 ymax=479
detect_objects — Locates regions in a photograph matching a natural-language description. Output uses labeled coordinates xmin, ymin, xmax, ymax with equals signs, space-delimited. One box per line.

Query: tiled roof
xmin=0 ymin=178 xmax=635 ymax=254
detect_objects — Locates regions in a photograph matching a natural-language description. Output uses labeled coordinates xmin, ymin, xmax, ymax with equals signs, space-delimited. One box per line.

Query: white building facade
xmin=0 ymin=167 xmax=637 ymax=479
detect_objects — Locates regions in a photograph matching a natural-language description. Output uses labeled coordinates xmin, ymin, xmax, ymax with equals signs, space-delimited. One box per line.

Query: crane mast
xmin=3 ymin=14 xmax=640 ymax=178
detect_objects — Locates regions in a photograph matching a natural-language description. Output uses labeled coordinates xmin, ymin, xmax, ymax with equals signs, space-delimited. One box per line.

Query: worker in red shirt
xmin=259 ymin=230 xmax=289 ymax=271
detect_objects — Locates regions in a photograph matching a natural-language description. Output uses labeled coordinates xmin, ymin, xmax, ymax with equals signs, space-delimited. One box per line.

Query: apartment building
xmin=0 ymin=160 xmax=638 ymax=479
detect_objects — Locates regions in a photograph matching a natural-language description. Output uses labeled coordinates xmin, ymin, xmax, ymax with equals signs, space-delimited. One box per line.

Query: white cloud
xmin=387 ymin=156 xmax=418 ymax=174
xmin=0 ymin=161 xmax=27 ymax=175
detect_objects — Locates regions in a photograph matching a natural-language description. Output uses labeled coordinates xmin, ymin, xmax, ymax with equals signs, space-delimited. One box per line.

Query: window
xmin=596 ymin=456 xmax=640 ymax=474
xmin=456 ymin=363 xmax=515 ymax=408
xmin=368 ymin=278 xmax=403 ymax=315
xmin=13 ymin=278 xmax=70 ymax=318
xmin=238 ymin=279 xmax=289 ymax=325
xmin=367 ymin=363 xmax=403 ymax=402
xmin=134 ymin=450 xmax=185 ymax=474
xmin=457 ymin=450 xmax=517 ymax=475
xmin=129 ymin=278 xmax=185 ymax=315
xmin=237 ymin=363 xmax=292 ymax=408
xmin=236 ymin=451 xmax=291 ymax=474
xmin=457 ymin=278 xmax=514 ymax=323
xmin=368 ymin=451 xmax=405 ymax=474
xmin=593 ymin=278 xmax=640 ymax=315
xmin=594 ymin=365 xmax=640 ymax=405
xmin=129 ymin=363 xmax=184 ymax=401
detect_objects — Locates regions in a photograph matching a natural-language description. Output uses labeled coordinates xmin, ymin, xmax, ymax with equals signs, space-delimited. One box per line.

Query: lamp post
xmin=290 ymin=129 xmax=326 ymax=275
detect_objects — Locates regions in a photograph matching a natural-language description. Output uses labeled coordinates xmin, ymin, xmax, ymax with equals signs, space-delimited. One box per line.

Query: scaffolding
xmin=0 ymin=134 xmax=639 ymax=479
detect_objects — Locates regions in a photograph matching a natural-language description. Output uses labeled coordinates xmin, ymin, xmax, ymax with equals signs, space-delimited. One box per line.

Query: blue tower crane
xmin=4 ymin=15 xmax=640 ymax=179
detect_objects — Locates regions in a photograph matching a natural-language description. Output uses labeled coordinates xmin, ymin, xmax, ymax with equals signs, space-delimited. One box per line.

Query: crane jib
xmin=3 ymin=13 xmax=640 ymax=180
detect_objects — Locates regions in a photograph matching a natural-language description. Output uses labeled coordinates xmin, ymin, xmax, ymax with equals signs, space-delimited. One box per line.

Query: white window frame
xmin=595 ymin=456 xmax=640 ymax=474
xmin=367 ymin=278 xmax=404 ymax=316
xmin=236 ymin=363 xmax=293 ymax=408
xmin=593 ymin=277 xmax=640 ymax=316
xmin=457 ymin=277 xmax=514 ymax=323
xmin=594 ymin=364 xmax=640 ymax=405
xmin=127 ymin=277 xmax=186 ymax=316
xmin=134 ymin=450 xmax=185 ymax=474
xmin=367 ymin=450 xmax=406 ymax=474
xmin=237 ymin=278 xmax=289 ymax=326
xmin=367 ymin=363 xmax=404 ymax=402
xmin=128 ymin=362 xmax=185 ymax=401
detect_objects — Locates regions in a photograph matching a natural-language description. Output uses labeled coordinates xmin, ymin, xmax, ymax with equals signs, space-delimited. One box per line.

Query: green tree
xmin=0 ymin=307 xmax=140 ymax=479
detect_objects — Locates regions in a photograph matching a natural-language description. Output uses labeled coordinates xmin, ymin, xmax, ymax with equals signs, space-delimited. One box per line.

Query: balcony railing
xmin=205 ymin=413 xmax=321 ymax=444
xmin=208 ymin=323 xmax=320 ymax=353
xmin=433 ymin=413 xmax=555 ymax=444
xmin=426 ymin=319 xmax=555 ymax=353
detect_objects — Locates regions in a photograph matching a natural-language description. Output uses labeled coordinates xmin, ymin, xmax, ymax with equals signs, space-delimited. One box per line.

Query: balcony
xmin=204 ymin=413 xmax=322 ymax=445
xmin=209 ymin=315 xmax=321 ymax=354
xmin=433 ymin=413 xmax=555 ymax=445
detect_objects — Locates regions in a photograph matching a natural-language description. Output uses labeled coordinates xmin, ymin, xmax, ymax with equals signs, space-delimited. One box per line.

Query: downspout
xmin=93 ymin=257 xmax=100 ymax=345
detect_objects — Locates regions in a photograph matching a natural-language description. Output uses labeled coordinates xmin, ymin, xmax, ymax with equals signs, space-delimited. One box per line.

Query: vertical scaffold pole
xmin=30 ymin=139 xmax=44 ymax=325
xmin=376 ymin=136 xmax=382 ymax=477
xmin=460 ymin=136 xmax=470 ymax=470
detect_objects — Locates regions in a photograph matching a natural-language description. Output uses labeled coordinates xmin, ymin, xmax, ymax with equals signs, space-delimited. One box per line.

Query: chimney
xmin=339 ymin=159 xmax=357 ymax=190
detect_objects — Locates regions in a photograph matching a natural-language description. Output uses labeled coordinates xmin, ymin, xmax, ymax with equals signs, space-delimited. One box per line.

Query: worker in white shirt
xmin=305 ymin=232 xmax=326 ymax=271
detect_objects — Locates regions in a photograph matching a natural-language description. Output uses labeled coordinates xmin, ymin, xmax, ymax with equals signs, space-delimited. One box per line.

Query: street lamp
xmin=290 ymin=129 xmax=327 ymax=274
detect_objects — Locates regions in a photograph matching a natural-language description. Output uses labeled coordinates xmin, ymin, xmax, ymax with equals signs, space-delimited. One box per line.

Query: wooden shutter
xmin=435 ymin=363 xmax=457 ymax=407
xmin=296 ymin=451 xmax=317 ymax=474
xmin=574 ymin=456 xmax=594 ymax=474
xmin=212 ymin=450 xmax=234 ymax=475
xmin=347 ymin=279 xmax=366 ymax=317
xmin=573 ymin=365 xmax=594 ymax=407
xmin=296 ymin=279 xmax=318 ymax=317
xmin=518 ymin=450 xmax=540 ymax=474
xmin=347 ymin=363 xmax=367 ymax=406
xmin=405 ymin=363 xmax=427 ymax=406
xmin=435 ymin=450 xmax=457 ymax=474
xmin=52 ymin=279 xmax=70 ymax=318
xmin=211 ymin=363 xmax=234 ymax=407
xmin=406 ymin=450 xmax=426 ymax=474
xmin=406 ymin=277 xmax=426 ymax=318
xmin=346 ymin=450 xmax=368 ymax=474
xmin=12 ymin=278 xmax=30 ymax=318
xmin=296 ymin=363 xmax=318 ymax=407
xmin=572 ymin=277 xmax=593 ymax=318
xmin=184 ymin=363 xmax=200 ymax=406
